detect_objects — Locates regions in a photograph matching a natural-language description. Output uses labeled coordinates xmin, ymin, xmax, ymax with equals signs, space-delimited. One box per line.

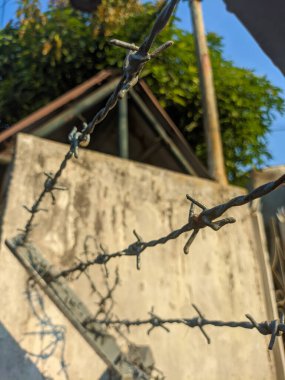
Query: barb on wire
xmin=81 ymin=0 xmax=178 ymax=136
xmin=69 ymin=236 xmax=122 ymax=328
xmin=23 ymin=280 xmax=69 ymax=380
xmin=52 ymin=174 xmax=285 ymax=278
xmin=84 ymin=304 xmax=285 ymax=351
xmin=19 ymin=153 xmax=72 ymax=243
xmin=73 ymin=250 xmax=164 ymax=380
xmin=17 ymin=0 xmax=179 ymax=243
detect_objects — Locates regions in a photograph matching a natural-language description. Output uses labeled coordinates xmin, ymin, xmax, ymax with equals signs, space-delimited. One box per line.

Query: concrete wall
xmin=0 ymin=134 xmax=283 ymax=379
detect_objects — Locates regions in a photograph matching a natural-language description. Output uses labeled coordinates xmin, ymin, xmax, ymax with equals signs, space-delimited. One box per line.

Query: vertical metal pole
xmin=118 ymin=96 xmax=129 ymax=159
xmin=189 ymin=0 xmax=227 ymax=185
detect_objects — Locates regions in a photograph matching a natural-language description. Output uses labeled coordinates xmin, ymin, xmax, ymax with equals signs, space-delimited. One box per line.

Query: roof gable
xmin=0 ymin=70 xmax=210 ymax=179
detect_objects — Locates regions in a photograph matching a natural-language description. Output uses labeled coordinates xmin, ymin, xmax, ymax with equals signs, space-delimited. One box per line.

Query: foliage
xmin=0 ymin=0 xmax=283 ymax=184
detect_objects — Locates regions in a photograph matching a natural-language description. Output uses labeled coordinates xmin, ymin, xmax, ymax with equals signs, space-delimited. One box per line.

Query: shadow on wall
xmin=0 ymin=322 xmax=43 ymax=380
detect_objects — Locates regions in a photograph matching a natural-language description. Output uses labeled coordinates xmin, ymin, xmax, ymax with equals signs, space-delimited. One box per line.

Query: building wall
xmin=251 ymin=166 xmax=285 ymax=232
xmin=0 ymin=134 xmax=283 ymax=379
xmin=223 ymin=0 xmax=285 ymax=76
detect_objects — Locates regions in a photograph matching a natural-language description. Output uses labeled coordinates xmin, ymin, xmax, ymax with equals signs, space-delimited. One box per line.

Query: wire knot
xmin=44 ymin=172 xmax=55 ymax=192
xmin=68 ymin=125 xmax=90 ymax=158
xmin=246 ymin=314 xmax=284 ymax=350
xmin=126 ymin=230 xmax=145 ymax=270
xmin=148 ymin=308 xmax=170 ymax=335
xmin=95 ymin=253 xmax=110 ymax=265
xmin=118 ymin=50 xmax=150 ymax=99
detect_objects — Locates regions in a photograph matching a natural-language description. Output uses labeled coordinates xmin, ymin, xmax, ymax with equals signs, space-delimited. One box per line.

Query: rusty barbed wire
xmin=18 ymin=0 xmax=179 ymax=243
xmin=52 ymin=174 xmax=285 ymax=278
xmin=83 ymin=304 xmax=285 ymax=351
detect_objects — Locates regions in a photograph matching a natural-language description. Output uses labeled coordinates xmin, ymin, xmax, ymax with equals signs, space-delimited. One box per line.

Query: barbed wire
xmin=8 ymin=0 xmax=285 ymax=374
xmin=51 ymin=173 xmax=285 ymax=279
xmin=83 ymin=304 xmax=285 ymax=351
xmin=77 ymin=236 xmax=120 ymax=320
xmin=18 ymin=0 xmax=179 ymax=244
xmin=74 ymin=240 xmax=165 ymax=379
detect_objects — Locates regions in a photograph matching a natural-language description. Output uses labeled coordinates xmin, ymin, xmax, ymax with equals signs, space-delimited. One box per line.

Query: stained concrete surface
xmin=0 ymin=134 xmax=282 ymax=379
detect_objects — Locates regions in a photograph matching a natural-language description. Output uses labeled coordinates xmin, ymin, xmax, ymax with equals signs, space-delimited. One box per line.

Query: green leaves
xmin=0 ymin=0 xmax=283 ymax=185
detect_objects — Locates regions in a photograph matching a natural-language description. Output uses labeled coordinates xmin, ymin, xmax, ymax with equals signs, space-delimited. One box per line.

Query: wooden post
xmin=189 ymin=0 xmax=227 ymax=185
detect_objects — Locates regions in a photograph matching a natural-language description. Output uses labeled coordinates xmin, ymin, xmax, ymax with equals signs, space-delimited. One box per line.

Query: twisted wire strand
xmin=18 ymin=0 xmax=178 ymax=243
xmin=139 ymin=0 xmax=178 ymax=55
xmin=201 ymin=174 xmax=285 ymax=222
xmin=52 ymin=173 xmax=285 ymax=278
xmin=21 ymin=150 xmax=73 ymax=242
xmin=84 ymin=304 xmax=285 ymax=350
xmin=85 ymin=80 xmax=124 ymax=135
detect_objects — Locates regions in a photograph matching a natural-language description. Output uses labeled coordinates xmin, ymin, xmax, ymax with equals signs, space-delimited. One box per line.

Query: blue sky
xmin=175 ymin=0 xmax=285 ymax=168
xmin=1 ymin=0 xmax=284 ymax=167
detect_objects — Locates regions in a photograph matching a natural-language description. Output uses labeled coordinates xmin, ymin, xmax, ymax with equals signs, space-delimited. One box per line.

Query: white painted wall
xmin=0 ymin=134 xmax=282 ymax=379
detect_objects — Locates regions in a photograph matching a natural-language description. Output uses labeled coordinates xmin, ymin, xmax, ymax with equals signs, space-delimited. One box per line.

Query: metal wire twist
xmin=18 ymin=0 xmax=179 ymax=243
xmin=84 ymin=304 xmax=285 ymax=351
xmin=52 ymin=174 xmax=285 ymax=278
